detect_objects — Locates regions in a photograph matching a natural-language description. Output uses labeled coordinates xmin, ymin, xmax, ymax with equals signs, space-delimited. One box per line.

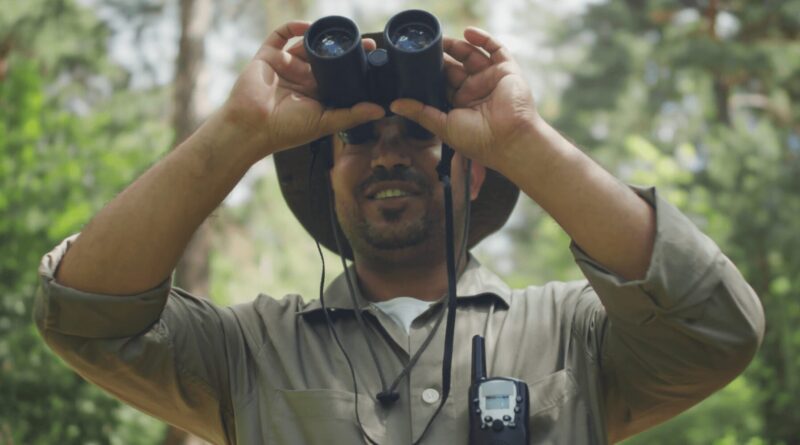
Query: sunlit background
xmin=2 ymin=0 xmax=799 ymax=443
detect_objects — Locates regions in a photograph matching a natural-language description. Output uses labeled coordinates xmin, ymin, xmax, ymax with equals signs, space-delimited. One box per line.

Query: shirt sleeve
xmin=570 ymin=187 xmax=765 ymax=442
xmin=33 ymin=235 xmax=238 ymax=445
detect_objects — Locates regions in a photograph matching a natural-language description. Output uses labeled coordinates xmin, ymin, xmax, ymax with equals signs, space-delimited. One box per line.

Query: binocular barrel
xmin=304 ymin=10 xmax=445 ymax=143
xmin=384 ymin=10 xmax=445 ymax=112
xmin=304 ymin=16 xmax=370 ymax=109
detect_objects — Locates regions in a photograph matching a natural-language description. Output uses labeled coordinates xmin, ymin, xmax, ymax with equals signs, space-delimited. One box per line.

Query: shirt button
xmin=422 ymin=388 xmax=440 ymax=404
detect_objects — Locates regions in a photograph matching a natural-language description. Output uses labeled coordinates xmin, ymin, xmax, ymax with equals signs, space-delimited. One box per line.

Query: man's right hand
xmin=221 ymin=21 xmax=385 ymax=159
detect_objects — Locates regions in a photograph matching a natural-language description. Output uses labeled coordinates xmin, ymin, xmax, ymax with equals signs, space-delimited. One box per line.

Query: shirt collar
xmin=298 ymin=255 xmax=511 ymax=317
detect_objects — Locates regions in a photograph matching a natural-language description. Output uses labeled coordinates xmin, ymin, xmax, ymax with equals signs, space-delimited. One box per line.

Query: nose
xmin=369 ymin=120 xmax=412 ymax=170
xmin=370 ymin=142 xmax=412 ymax=170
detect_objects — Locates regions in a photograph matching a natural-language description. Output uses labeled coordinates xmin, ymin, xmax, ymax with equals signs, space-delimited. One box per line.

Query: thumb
xmin=390 ymin=99 xmax=449 ymax=138
xmin=318 ymin=102 xmax=385 ymax=135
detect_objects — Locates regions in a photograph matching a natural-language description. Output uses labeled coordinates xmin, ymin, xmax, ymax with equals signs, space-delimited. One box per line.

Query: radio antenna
xmin=471 ymin=335 xmax=487 ymax=383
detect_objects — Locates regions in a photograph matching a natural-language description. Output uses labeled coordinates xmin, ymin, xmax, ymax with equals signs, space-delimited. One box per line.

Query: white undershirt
xmin=372 ymin=297 xmax=433 ymax=335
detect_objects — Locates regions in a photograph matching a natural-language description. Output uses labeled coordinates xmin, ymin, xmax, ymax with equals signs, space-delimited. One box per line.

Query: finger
xmin=287 ymin=39 xmax=309 ymax=62
xmin=444 ymin=37 xmax=491 ymax=74
xmin=463 ymin=27 xmax=512 ymax=64
xmin=254 ymin=24 xmax=312 ymax=85
xmin=390 ymin=99 xmax=449 ymax=139
xmin=263 ymin=21 xmax=311 ymax=51
xmin=443 ymin=53 xmax=468 ymax=90
xmin=262 ymin=48 xmax=314 ymax=88
xmin=362 ymin=38 xmax=377 ymax=52
xmin=318 ymin=102 xmax=385 ymax=135
xmin=278 ymin=76 xmax=317 ymax=98
xmin=451 ymin=65 xmax=508 ymax=107
xmin=444 ymin=37 xmax=491 ymax=73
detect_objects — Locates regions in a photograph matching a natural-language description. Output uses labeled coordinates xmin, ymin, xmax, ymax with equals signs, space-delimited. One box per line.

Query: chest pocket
xmin=527 ymin=369 xmax=583 ymax=444
xmin=265 ymin=388 xmax=386 ymax=444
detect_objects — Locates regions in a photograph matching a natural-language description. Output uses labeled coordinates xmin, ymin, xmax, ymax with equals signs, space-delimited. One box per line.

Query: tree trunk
xmin=172 ymin=0 xmax=212 ymax=298
xmin=164 ymin=0 xmax=213 ymax=443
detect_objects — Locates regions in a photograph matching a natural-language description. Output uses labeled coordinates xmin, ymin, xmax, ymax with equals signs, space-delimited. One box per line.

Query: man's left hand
xmin=390 ymin=27 xmax=540 ymax=172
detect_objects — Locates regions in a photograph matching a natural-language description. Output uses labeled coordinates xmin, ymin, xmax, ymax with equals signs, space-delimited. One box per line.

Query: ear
xmin=467 ymin=159 xmax=486 ymax=201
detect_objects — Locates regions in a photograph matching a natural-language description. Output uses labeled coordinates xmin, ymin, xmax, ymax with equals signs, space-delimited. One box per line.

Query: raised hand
xmin=390 ymin=27 xmax=540 ymax=172
xmin=222 ymin=21 xmax=385 ymax=158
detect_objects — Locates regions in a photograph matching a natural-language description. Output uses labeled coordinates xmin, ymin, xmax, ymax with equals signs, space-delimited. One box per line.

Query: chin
xmin=338 ymin=204 xmax=446 ymax=263
xmin=365 ymin=230 xmax=426 ymax=250
xmin=359 ymin=240 xmax=444 ymax=267
xmin=362 ymin=219 xmax=432 ymax=250
xmin=349 ymin=226 xmax=445 ymax=265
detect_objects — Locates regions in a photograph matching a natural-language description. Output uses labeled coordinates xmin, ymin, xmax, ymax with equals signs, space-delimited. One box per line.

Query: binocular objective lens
xmin=313 ymin=30 xmax=355 ymax=57
xmin=391 ymin=24 xmax=435 ymax=51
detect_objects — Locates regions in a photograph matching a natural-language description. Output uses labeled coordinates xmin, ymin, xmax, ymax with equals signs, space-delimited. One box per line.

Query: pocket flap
xmin=528 ymin=369 xmax=578 ymax=416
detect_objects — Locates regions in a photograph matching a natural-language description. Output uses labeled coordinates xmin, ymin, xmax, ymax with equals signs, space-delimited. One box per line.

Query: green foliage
xmin=626 ymin=376 xmax=764 ymax=445
xmin=0 ymin=0 xmax=170 ymax=442
xmin=544 ymin=0 xmax=800 ymax=443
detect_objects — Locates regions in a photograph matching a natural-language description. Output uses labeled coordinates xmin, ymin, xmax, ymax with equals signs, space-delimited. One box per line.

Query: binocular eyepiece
xmin=304 ymin=10 xmax=446 ymax=144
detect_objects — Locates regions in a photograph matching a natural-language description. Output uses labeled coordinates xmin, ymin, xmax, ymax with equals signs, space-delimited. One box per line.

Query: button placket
xmin=407 ymin=307 xmax=446 ymax=440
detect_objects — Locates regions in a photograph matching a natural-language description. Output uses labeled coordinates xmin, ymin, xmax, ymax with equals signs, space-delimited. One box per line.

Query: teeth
xmin=374 ymin=189 xmax=410 ymax=199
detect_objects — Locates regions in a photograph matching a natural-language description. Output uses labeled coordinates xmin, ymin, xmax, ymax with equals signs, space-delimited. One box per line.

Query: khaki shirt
xmin=34 ymin=188 xmax=764 ymax=444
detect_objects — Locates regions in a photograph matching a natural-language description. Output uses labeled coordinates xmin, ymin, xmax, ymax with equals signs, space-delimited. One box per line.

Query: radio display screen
xmin=485 ymin=395 xmax=509 ymax=410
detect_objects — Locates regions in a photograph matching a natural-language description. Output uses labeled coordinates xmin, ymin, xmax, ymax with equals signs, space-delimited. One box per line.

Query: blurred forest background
xmin=1 ymin=0 xmax=799 ymax=443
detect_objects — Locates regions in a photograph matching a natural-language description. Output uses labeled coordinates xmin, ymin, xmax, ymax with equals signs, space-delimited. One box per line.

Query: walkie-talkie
xmin=469 ymin=335 xmax=529 ymax=445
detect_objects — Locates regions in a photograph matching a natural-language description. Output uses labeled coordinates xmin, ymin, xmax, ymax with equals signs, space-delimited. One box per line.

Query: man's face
xmin=329 ymin=116 xmax=485 ymax=264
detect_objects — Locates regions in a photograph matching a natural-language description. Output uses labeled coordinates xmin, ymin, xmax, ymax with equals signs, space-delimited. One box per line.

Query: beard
xmin=355 ymin=206 xmax=435 ymax=250
xmin=336 ymin=165 xmax=440 ymax=252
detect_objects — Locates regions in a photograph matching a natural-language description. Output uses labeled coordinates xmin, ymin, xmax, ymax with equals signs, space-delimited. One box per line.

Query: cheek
xmin=330 ymin=157 xmax=365 ymax=198
xmin=413 ymin=148 xmax=443 ymax=180
xmin=331 ymin=170 xmax=351 ymax=207
xmin=329 ymin=172 xmax=356 ymax=227
xmin=422 ymin=145 xmax=443 ymax=164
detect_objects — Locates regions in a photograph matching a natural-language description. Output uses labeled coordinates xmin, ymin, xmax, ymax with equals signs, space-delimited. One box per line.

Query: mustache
xmin=356 ymin=166 xmax=432 ymax=195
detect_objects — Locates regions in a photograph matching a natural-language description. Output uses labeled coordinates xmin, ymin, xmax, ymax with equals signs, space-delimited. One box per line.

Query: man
xmin=35 ymin=20 xmax=764 ymax=444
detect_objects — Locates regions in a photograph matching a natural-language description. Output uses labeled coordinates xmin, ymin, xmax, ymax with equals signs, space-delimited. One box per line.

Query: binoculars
xmin=304 ymin=10 xmax=446 ymax=144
